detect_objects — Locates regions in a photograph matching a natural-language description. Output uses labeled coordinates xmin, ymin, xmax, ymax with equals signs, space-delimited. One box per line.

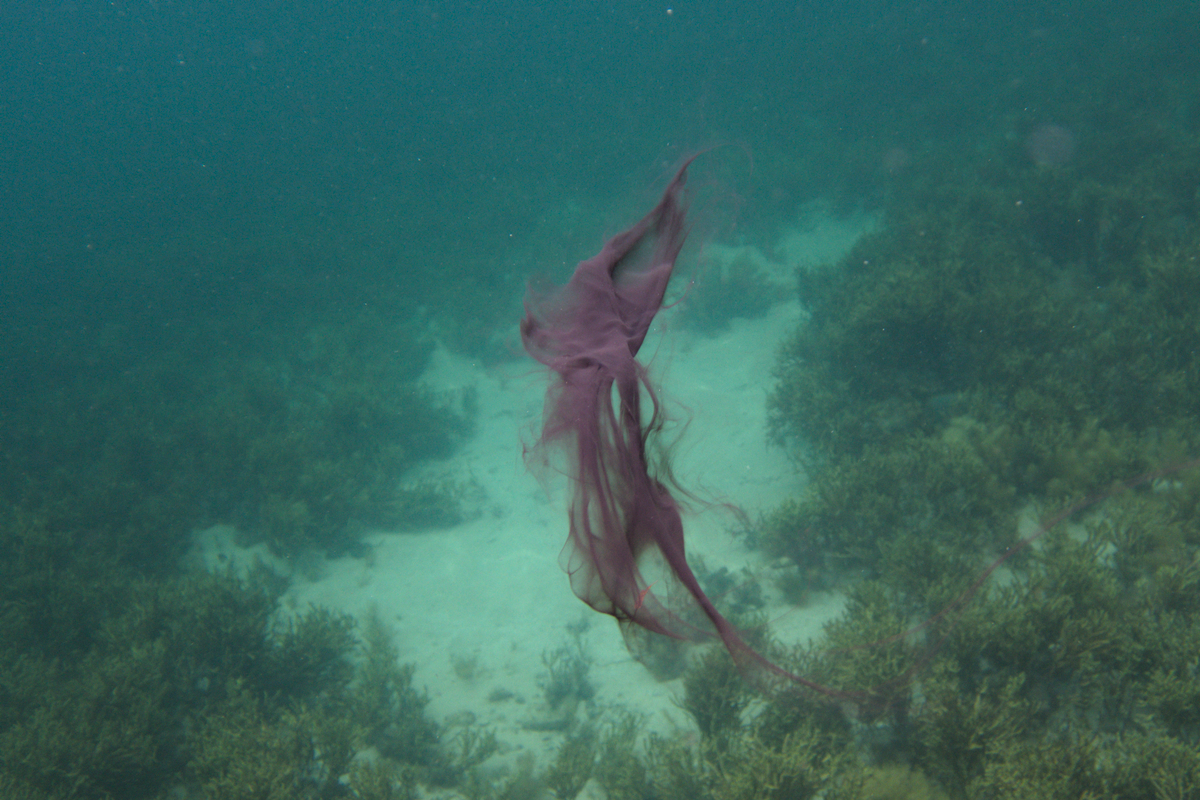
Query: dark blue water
xmin=7 ymin=0 xmax=1193 ymax=299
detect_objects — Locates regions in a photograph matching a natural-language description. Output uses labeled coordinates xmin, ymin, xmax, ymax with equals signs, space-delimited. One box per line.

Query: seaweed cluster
xmin=0 ymin=302 xmax=472 ymax=562
xmin=740 ymin=40 xmax=1200 ymax=800
xmin=464 ymin=490 xmax=1199 ymax=800
xmin=0 ymin=253 xmax=481 ymax=796
xmin=679 ymin=247 xmax=787 ymax=335
xmin=0 ymin=529 xmax=453 ymax=800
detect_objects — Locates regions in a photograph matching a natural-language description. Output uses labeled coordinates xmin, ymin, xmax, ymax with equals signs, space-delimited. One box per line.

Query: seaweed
xmin=346 ymin=757 xmax=419 ymax=800
xmin=539 ymin=638 xmax=596 ymax=712
xmin=749 ymin=39 xmax=1200 ymax=794
xmin=0 ymin=559 xmax=454 ymax=800
xmin=257 ymin=603 xmax=357 ymax=697
xmin=681 ymin=248 xmax=787 ymax=335
xmin=0 ymin=295 xmax=474 ymax=570
xmin=543 ymin=722 xmax=599 ymax=800
xmin=351 ymin=608 xmax=444 ymax=775
xmin=187 ymin=680 xmax=358 ymax=800
xmin=543 ymin=712 xmax=651 ymax=800
xmin=678 ymin=645 xmax=752 ymax=750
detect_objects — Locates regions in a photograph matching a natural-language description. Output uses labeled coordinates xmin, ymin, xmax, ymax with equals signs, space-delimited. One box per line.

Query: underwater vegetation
xmin=0 ymin=303 xmax=472 ymax=563
xmin=678 ymin=247 xmax=786 ymax=335
xmin=0 ymin=243 xmax=479 ymax=796
xmin=0 ymin=529 xmax=460 ymax=800
xmin=731 ymin=48 xmax=1200 ymax=800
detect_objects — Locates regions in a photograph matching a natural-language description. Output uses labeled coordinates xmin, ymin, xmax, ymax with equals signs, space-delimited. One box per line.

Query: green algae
xmin=0 ymin=558 xmax=446 ymax=800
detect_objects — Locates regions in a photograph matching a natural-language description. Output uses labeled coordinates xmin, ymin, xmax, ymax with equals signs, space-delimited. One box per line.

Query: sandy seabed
xmin=191 ymin=206 xmax=874 ymax=777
